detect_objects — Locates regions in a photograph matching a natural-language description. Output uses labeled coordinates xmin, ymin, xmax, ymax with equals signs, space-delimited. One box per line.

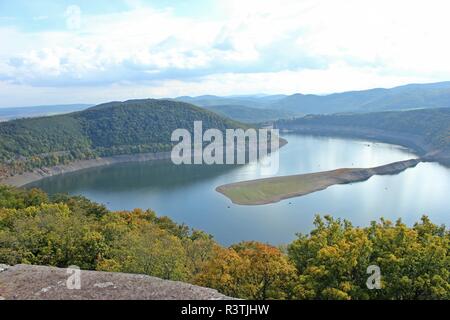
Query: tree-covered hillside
xmin=204 ymin=104 xmax=295 ymax=123
xmin=276 ymin=108 xmax=450 ymax=162
xmin=173 ymin=94 xmax=287 ymax=109
xmin=0 ymin=185 xmax=449 ymax=299
xmin=273 ymin=81 xmax=450 ymax=114
xmin=0 ymin=99 xmax=246 ymax=177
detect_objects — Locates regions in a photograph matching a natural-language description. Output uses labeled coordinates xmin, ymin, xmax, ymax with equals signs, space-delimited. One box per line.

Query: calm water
xmin=29 ymin=134 xmax=450 ymax=245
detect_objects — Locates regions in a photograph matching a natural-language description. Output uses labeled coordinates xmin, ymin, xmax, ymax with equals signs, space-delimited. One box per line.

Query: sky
xmin=1 ymin=0 xmax=450 ymax=107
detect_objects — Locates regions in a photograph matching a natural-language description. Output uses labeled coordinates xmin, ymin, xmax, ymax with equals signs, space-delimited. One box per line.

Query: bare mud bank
xmin=0 ymin=152 xmax=172 ymax=187
xmin=216 ymin=158 xmax=421 ymax=205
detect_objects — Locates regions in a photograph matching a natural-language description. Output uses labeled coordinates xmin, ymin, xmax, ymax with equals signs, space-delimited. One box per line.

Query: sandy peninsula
xmin=216 ymin=158 xmax=421 ymax=205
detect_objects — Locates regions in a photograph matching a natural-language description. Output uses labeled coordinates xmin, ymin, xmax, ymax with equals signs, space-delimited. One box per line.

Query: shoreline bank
xmin=1 ymin=130 xmax=444 ymax=189
xmin=0 ymin=151 xmax=172 ymax=187
xmin=276 ymin=125 xmax=450 ymax=167
xmin=0 ymin=137 xmax=288 ymax=188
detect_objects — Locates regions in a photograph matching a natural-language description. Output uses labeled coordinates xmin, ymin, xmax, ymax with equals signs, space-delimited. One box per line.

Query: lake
xmin=29 ymin=134 xmax=450 ymax=245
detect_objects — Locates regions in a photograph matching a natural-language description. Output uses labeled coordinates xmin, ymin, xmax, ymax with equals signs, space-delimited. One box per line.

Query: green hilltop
xmin=0 ymin=99 xmax=246 ymax=178
xmin=205 ymin=104 xmax=295 ymax=123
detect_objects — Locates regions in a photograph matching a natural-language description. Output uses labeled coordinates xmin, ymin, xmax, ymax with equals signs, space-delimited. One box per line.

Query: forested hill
xmin=175 ymin=82 xmax=450 ymax=115
xmin=204 ymin=104 xmax=295 ymax=123
xmin=0 ymin=99 xmax=246 ymax=178
xmin=275 ymin=108 xmax=450 ymax=164
xmin=274 ymin=81 xmax=450 ymax=114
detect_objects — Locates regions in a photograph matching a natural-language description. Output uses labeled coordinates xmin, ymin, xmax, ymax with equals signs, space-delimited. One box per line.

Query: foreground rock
xmin=0 ymin=264 xmax=232 ymax=300
xmin=217 ymin=158 xmax=421 ymax=205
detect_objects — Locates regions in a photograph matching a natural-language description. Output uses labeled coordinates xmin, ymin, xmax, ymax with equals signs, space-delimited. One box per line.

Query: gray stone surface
xmin=0 ymin=264 xmax=233 ymax=300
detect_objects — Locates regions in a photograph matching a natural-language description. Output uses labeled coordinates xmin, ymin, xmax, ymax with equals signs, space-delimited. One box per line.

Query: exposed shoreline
xmin=216 ymin=158 xmax=422 ymax=205
xmin=0 ymin=128 xmax=443 ymax=189
xmin=0 ymin=152 xmax=172 ymax=187
xmin=0 ymin=137 xmax=288 ymax=188
xmin=276 ymin=125 xmax=450 ymax=167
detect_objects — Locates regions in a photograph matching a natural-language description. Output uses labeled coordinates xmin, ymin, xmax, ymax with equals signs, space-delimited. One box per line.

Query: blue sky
xmin=1 ymin=0 xmax=450 ymax=107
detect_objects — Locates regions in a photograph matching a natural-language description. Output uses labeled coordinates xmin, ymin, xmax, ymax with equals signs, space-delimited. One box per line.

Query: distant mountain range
xmin=201 ymin=104 xmax=296 ymax=123
xmin=174 ymin=81 xmax=450 ymax=116
xmin=172 ymin=94 xmax=288 ymax=109
xmin=2 ymin=81 xmax=450 ymax=124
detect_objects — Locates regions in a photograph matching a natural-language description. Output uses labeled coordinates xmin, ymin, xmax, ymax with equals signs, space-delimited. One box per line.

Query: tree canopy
xmin=0 ymin=185 xmax=449 ymax=299
xmin=0 ymin=99 xmax=246 ymax=178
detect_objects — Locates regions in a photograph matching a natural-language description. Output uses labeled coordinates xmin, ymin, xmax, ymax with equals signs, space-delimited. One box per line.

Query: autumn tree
xmin=96 ymin=210 xmax=189 ymax=281
xmin=1 ymin=186 xmax=449 ymax=300
xmin=184 ymin=230 xmax=216 ymax=278
xmin=195 ymin=241 xmax=297 ymax=299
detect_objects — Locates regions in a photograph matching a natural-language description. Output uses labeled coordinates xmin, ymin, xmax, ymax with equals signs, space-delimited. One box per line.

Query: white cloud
xmin=1 ymin=0 xmax=450 ymax=105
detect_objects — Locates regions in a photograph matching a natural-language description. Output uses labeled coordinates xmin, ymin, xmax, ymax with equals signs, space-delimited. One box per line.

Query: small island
xmin=216 ymin=158 xmax=421 ymax=205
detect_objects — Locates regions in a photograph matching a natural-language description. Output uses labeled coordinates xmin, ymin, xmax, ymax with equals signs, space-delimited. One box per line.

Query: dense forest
xmin=0 ymin=185 xmax=448 ymax=299
xmin=203 ymin=104 xmax=295 ymax=123
xmin=276 ymin=108 xmax=450 ymax=162
xmin=0 ymin=99 xmax=246 ymax=178
xmin=173 ymin=94 xmax=288 ymax=109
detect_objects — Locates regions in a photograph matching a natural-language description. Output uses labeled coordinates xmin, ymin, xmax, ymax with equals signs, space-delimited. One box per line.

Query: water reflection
xmin=29 ymin=134 xmax=449 ymax=245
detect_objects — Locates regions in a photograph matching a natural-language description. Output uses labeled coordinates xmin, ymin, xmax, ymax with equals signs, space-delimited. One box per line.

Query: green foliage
xmin=0 ymin=99 xmax=246 ymax=177
xmin=97 ymin=210 xmax=189 ymax=280
xmin=277 ymin=108 xmax=450 ymax=154
xmin=0 ymin=185 xmax=48 ymax=209
xmin=0 ymin=185 xmax=449 ymax=299
xmin=288 ymin=215 xmax=450 ymax=300
xmin=206 ymin=104 xmax=295 ymax=123
xmin=0 ymin=202 xmax=105 ymax=269
xmin=0 ymin=186 xmax=217 ymax=282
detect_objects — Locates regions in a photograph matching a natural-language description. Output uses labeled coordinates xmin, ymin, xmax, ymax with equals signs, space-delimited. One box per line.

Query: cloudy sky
xmin=1 ymin=0 xmax=450 ymax=107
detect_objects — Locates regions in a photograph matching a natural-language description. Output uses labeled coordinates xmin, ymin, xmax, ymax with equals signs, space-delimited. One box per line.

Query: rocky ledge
xmin=0 ymin=264 xmax=232 ymax=300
